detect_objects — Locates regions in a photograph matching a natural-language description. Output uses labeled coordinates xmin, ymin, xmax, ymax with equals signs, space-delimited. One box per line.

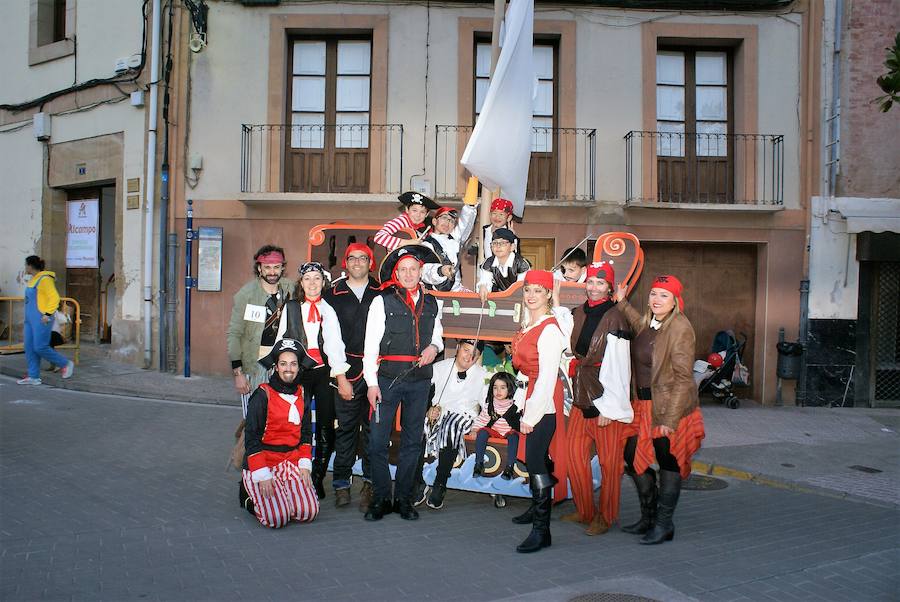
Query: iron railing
xmin=434 ymin=125 xmax=596 ymax=201
xmin=625 ymin=131 xmax=784 ymax=205
xmin=240 ymin=123 xmax=404 ymax=194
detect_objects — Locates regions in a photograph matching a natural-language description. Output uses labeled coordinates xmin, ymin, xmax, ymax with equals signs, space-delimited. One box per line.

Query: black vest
xmin=378 ymin=287 xmax=438 ymax=381
xmin=481 ymin=253 xmax=531 ymax=292
xmin=324 ymin=276 xmax=380 ymax=380
xmin=280 ymin=299 xmax=328 ymax=367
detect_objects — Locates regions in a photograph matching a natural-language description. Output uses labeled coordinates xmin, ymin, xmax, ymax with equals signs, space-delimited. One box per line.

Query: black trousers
xmin=303 ymin=366 xmax=336 ymax=478
xmin=525 ymin=414 xmax=556 ymax=476
xmin=332 ymin=377 xmax=371 ymax=489
xmin=416 ymin=442 xmax=457 ymax=488
xmin=624 ymin=435 xmax=679 ymax=473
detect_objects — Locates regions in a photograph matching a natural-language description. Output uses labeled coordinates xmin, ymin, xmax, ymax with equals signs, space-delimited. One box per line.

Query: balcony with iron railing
xmin=625 ymin=131 xmax=784 ymax=207
xmin=240 ymin=123 xmax=404 ymax=196
xmin=434 ymin=125 xmax=596 ymax=202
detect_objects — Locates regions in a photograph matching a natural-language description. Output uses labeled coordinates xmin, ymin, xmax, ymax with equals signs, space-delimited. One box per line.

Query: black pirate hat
xmin=398 ymin=191 xmax=440 ymax=210
xmin=258 ymin=337 xmax=319 ymax=372
xmin=378 ymin=244 xmax=442 ymax=285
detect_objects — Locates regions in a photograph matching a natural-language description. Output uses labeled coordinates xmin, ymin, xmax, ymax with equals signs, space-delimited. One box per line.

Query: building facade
xmin=2 ymin=0 xmax=835 ymax=406
xmin=806 ymin=0 xmax=900 ymax=407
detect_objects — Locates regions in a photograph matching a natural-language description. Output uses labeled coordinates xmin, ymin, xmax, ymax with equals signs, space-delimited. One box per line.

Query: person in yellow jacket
xmin=18 ymin=255 xmax=74 ymax=385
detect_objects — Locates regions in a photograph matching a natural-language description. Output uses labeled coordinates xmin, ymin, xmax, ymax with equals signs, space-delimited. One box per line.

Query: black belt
xmin=261 ymin=443 xmax=300 ymax=453
xmin=637 ymin=387 xmax=652 ymax=401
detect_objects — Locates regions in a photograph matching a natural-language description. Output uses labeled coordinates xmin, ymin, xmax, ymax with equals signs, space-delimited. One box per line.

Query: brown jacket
xmin=570 ymin=304 xmax=630 ymax=411
xmin=619 ymin=299 xmax=699 ymax=430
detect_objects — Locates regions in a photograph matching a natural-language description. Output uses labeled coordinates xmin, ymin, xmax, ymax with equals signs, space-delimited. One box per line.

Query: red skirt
xmin=632 ymin=399 xmax=705 ymax=479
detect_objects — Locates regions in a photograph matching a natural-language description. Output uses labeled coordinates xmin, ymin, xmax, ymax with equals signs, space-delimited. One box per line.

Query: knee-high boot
xmin=311 ymin=430 xmax=334 ymax=500
xmin=516 ymin=473 xmax=553 ymax=553
xmin=621 ymin=467 xmax=657 ymax=535
xmin=640 ymin=469 xmax=681 ymax=544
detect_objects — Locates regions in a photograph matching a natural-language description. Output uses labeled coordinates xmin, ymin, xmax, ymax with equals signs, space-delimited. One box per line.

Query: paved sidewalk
xmin=1 ymin=346 xmax=898 ymax=507
xmin=0 ymin=345 xmax=237 ymax=406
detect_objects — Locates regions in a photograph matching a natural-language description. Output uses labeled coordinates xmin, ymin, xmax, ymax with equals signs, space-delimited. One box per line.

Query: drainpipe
xmin=143 ymin=0 xmax=162 ymax=369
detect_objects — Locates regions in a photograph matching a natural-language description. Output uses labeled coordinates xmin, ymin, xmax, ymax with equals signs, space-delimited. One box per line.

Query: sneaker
xmin=426 ymin=485 xmax=446 ymax=510
xmin=501 ymin=465 xmax=515 ymax=480
xmin=16 ymin=377 xmax=42 ymax=385
xmin=413 ymin=483 xmax=429 ymax=507
xmin=60 ymin=361 xmax=75 ymax=379
xmin=473 ymin=462 xmax=485 ymax=477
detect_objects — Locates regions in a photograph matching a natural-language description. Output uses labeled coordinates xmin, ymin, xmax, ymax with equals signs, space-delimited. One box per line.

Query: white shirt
xmin=430 ymin=357 xmax=487 ymax=419
xmin=275 ymin=298 xmax=350 ymax=377
xmin=421 ymin=205 xmax=477 ymax=291
xmin=520 ymin=313 xmax=568 ymax=429
xmin=362 ymin=291 xmax=445 ymax=387
xmin=477 ymin=252 xmax=526 ymax=291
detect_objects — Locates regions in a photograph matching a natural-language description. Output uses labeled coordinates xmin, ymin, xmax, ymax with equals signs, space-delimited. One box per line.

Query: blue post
xmin=184 ymin=199 xmax=194 ymax=377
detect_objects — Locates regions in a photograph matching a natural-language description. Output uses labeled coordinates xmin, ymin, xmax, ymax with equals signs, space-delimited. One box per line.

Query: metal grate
xmin=874 ymin=262 xmax=900 ymax=403
xmin=568 ymin=595 xmax=659 ymax=602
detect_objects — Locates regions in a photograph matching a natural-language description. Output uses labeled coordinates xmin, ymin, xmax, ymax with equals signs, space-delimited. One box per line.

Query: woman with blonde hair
xmin=614 ymin=275 xmax=705 ymax=545
xmin=510 ymin=270 xmax=571 ymax=553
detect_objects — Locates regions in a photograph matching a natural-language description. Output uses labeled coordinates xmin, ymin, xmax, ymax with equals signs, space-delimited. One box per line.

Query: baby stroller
xmin=697 ymin=330 xmax=748 ymax=409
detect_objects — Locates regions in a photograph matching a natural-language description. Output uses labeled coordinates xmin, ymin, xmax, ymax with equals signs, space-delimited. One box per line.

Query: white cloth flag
xmin=460 ymin=0 xmax=534 ymax=218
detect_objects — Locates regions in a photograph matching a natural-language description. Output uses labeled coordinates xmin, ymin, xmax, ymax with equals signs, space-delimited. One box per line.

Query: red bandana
xmin=306 ymin=296 xmax=322 ymax=323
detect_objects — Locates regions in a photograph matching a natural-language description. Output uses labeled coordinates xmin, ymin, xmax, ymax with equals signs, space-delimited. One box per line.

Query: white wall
xmin=808 ymin=196 xmax=859 ymax=319
xmin=0 ymin=126 xmax=44 ymax=296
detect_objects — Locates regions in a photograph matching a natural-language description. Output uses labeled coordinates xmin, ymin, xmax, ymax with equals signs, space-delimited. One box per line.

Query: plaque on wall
xmin=197 ymin=227 xmax=223 ymax=292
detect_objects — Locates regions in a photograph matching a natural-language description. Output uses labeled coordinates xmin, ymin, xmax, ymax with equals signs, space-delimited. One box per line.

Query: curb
xmin=690 ymin=459 xmax=898 ymax=509
xmin=0 ymin=364 xmax=240 ymax=408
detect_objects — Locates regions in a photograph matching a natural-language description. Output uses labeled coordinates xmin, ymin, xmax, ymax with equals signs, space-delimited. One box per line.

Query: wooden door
xmin=65 ymin=188 xmax=101 ymax=342
xmin=637 ymin=242 xmax=758 ymax=398
xmin=518 ymin=238 xmax=555 ymax=271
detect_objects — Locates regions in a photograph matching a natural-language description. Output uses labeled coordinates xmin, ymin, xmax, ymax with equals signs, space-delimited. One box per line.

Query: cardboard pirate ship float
xmin=310 ymin=223 xmax=644 ymax=501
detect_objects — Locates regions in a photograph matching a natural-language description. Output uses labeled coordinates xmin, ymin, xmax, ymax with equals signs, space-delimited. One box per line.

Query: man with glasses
xmin=476 ymin=228 xmax=531 ymax=302
xmin=227 ymin=245 xmax=295 ymax=417
xmin=324 ymin=243 xmax=382 ymax=510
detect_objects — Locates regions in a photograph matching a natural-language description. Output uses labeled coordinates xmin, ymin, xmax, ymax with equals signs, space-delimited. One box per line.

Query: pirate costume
xmin=477 ymin=228 xmax=531 ymax=293
xmin=374 ymin=191 xmax=440 ymax=252
xmin=241 ymin=339 xmax=320 ymax=528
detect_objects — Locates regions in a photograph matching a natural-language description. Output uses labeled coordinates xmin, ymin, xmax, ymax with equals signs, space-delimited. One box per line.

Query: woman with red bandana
xmin=510 ymin=270 xmax=570 ymax=553
xmin=560 ymin=261 xmax=635 ymax=536
xmin=273 ymin=262 xmax=352 ymax=500
xmin=614 ymin=275 xmax=705 ymax=545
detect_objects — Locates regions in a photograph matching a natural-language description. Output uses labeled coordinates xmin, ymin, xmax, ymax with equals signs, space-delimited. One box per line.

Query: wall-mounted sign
xmin=66 ymin=199 xmax=99 ymax=268
xmin=197 ymin=226 xmax=223 ymax=292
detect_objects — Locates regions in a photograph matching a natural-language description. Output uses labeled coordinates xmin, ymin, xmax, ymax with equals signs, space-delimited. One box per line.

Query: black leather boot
xmin=239 ymin=479 xmax=255 ymax=516
xmin=516 ymin=473 xmax=552 ymax=553
xmin=363 ymin=497 xmax=394 ymax=521
xmin=311 ymin=461 xmax=327 ymax=500
xmin=511 ymin=501 xmax=536 ymax=524
xmin=640 ymin=469 xmax=681 ymax=545
xmin=621 ymin=468 xmax=657 ymax=535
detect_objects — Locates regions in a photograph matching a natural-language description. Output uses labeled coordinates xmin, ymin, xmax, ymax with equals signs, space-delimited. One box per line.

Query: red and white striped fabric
xmin=242 ymin=460 xmax=319 ymax=529
xmin=374 ymin=213 xmax=422 ymax=251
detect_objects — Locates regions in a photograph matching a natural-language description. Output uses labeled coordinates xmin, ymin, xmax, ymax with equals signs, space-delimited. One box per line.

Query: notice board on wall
xmin=66 ymin=199 xmax=100 ymax=268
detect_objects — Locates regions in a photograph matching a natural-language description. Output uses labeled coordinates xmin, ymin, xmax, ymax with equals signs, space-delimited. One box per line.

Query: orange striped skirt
xmin=632 ymin=399 xmax=705 ymax=479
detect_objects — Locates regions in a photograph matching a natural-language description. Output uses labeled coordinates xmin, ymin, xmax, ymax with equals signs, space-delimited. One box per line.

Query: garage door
xmin=634 ymin=242 xmax=758 ymax=399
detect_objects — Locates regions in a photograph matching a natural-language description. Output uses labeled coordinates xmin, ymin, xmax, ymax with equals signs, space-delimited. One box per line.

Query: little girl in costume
xmin=471 ymin=371 xmax=522 ymax=480
xmin=373 ymin=191 xmax=440 ymax=252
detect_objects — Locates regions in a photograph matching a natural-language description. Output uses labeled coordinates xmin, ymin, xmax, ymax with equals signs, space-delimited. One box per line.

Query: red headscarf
xmin=651 ymin=274 xmax=685 ymax=311
xmin=342 ymin=243 xmax=374 ymax=269
xmin=523 ymin=270 xmax=554 ymax=290
xmin=490 ymin=198 xmax=514 ymax=214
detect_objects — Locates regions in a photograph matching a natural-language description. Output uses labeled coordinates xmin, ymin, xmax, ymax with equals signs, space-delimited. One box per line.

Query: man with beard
xmin=362 ymin=244 xmax=444 ymax=521
xmin=227 ymin=245 xmax=295 ymax=417
xmin=241 ymin=338 xmax=319 ymax=528
xmin=324 ymin=243 xmax=382 ymax=510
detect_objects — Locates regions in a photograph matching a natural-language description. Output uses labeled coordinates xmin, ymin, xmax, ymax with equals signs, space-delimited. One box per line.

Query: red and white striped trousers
xmin=242 ymin=461 xmax=319 ymax=529
xmin=566 ymin=409 xmax=637 ymax=525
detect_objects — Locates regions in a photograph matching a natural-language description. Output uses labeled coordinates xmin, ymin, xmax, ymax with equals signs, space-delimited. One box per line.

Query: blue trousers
xmin=24 ymin=317 xmax=69 ymax=378
xmin=368 ymin=375 xmax=430 ymax=502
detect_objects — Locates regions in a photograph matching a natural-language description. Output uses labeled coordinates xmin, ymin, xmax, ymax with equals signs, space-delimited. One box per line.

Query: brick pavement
xmin=2 ymin=378 xmax=898 ymax=601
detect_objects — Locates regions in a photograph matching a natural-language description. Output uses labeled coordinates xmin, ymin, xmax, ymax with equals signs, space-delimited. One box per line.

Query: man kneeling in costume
xmin=241 ymin=338 xmax=320 ymax=528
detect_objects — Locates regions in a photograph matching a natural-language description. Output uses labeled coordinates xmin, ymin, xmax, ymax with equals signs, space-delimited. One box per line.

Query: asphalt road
xmin=1 ymin=378 xmax=897 ymax=601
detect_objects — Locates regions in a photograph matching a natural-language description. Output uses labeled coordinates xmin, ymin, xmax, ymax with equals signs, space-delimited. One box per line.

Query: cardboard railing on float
xmin=310 ymin=224 xmax=644 ymax=501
